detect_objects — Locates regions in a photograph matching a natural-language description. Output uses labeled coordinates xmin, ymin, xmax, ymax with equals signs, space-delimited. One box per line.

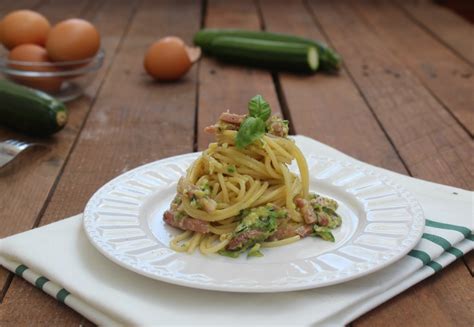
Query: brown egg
xmin=46 ymin=18 xmax=100 ymax=62
xmin=144 ymin=36 xmax=193 ymax=81
xmin=8 ymin=44 xmax=62 ymax=92
xmin=1 ymin=10 xmax=51 ymax=49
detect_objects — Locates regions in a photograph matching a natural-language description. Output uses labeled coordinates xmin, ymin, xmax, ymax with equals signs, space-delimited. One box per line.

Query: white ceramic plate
xmin=83 ymin=152 xmax=424 ymax=292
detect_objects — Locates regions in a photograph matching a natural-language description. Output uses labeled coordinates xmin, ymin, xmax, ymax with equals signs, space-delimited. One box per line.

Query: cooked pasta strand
xmin=164 ymin=108 xmax=341 ymax=257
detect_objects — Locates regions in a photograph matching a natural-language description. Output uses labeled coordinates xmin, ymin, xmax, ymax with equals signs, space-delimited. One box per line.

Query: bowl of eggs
xmin=0 ymin=10 xmax=104 ymax=102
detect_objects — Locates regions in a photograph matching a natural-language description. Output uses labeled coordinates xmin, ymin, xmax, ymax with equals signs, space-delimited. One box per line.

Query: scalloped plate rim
xmin=83 ymin=151 xmax=425 ymax=293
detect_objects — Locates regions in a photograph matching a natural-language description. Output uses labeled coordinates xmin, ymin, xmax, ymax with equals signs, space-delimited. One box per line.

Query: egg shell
xmin=8 ymin=44 xmax=62 ymax=92
xmin=144 ymin=36 xmax=192 ymax=81
xmin=1 ymin=10 xmax=50 ymax=49
xmin=46 ymin=18 xmax=100 ymax=62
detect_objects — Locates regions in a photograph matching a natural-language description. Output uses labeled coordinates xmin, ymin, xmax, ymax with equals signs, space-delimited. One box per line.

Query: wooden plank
xmin=0 ymin=277 xmax=94 ymax=326
xmin=0 ymin=0 xmax=97 ymax=297
xmin=398 ymin=0 xmax=474 ymax=65
xmin=308 ymin=0 xmax=473 ymax=190
xmin=0 ymin=0 xmax=44 ymax=294
xmin=0 ymin=0 xmax=136 ymax=320
xmin=463 ymin=251 xmax=474 ymax=276
xmin=259 ymin=0 xmax=407 ymax=174
xmin=353 ymin=258 xmax=474 ymax=327
xmin=0 ymin=0 xmax=38 ymax=11
xmin=0 ymin=0 xmax=97 ymax=237
xmin=38 ymin=0 xmax=200 ymax=225
xmin=262 ymin=2 xmax=474 ymax=319
xmin=353 ymin=0 xmax=473 ymax=136
xmin=1 ymin=0 xmax=200 ymax=325
xmin=0 ymin=0 xmax=139 ymax=239
xmin=0 ymin=0 xmax=42 ymax=19
xmin=36 ymin=0 xmax=93 ymax=22
xmin=0 ymin=0 xmax=135 ymax=298
xmin=307 ymin=0 xmax=474 ymax=323
xmin=0 ymin=0 xmax=42 ymax=21
xmin=332 ymin=0 xmax=474 ymax=273
xmin=197 ymin=0 xmax=281 ymax=150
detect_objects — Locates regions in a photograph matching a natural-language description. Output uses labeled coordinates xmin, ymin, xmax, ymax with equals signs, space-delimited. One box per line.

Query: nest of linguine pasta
xmin=164 ymin=95 xmax=342 ymax=258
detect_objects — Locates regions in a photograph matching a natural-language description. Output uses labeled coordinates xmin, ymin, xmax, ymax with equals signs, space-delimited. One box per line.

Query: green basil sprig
xmin=236 ymin=95 xmax=271 ymax=149
xmin=248 ymin=94 xmax=271 ymax=121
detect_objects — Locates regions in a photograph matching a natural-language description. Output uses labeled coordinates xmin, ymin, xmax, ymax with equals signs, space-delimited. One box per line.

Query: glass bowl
xmin=0 ymin=49 xmax=104 ymax=102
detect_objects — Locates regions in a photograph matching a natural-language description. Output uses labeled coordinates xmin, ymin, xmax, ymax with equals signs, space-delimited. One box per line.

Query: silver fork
xmin=0 ymin=139 xmax=40 ymax=169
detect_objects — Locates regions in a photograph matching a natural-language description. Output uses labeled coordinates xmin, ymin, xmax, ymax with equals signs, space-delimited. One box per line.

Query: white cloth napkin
xmin=1 ymin=136 xmax=472 ymax=326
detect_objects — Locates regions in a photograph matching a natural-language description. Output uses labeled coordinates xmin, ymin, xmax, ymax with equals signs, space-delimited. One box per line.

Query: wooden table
xmin=1 ymin=0 xmax=473 ymax=325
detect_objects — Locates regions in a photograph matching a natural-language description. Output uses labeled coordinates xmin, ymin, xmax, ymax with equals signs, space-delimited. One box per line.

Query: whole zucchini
xmin=208 ymin=37 xmax=318 ymax=73
xmin=0 ymin=79 xmax=68 ymax=136
xmin=194 ymin=28 xmax=342 ymax=71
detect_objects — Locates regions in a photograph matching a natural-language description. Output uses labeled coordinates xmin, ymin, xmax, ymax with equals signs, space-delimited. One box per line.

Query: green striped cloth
xmin=408 ymin=219 xmax=473 ymax=271
xmin=12 ymin=265 xmax=69 ymax=303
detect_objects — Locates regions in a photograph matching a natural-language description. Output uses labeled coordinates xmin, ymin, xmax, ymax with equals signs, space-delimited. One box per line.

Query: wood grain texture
xmin=0 ymin=0 xmax=44 ymax=294
xmin=0 ymin=1 xmax=472 ymax=326
xmin=353 ymin=0 xmax=474 ymax=136
xmin=38 ymin=0 xmax=200 ymax=226
xmin=353 ymin=258 xmax=474 ymax=327
xmin=463 ymin=251 xmax=474 ymax=276
xmin=0 ymin=0 xmax=90 ymax=236
xmin=264 ymin=1 xmax=474 ymax=324
xmin=0 ymin=0 xmax=136 ymax=238
xmin=197 ymin=0 xmax=281 ymax=150
xmin=308 ymin=0 xmax=473 ymax=190
xmin=2 ymin=0 xmax=201 ymax=324
xmin=0 ymin=0 xmax=136 ymax=300
xmin=398 ymin=0 xmax=474 ymax=65
xmin=0 ymin=0 xmax=97 ymax=298
xmin=0 ymin=277 xmax=94 ymax=326
xmin=258 ymin=0 xmax=406 ymax=174
xmin=0 ymin=0 xmax=42 ymax=21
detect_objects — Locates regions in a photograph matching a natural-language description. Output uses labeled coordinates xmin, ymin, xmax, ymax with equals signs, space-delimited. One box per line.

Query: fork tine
xmin=0 ymin=139 xmax=37 ymax=169
xmin=4 ymin=139 xmax=30 ymax=150
xmin=5 ymin=139 xmax=21 ymax=146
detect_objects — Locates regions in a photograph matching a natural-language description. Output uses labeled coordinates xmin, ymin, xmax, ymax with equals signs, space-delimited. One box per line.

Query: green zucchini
xmin=0 ymin=79 xmax=68 ymax=136
xmin=194 ymin=29 xmax=342 ymax=71
xmin=208 ymin=37 xmax=318 ymax=73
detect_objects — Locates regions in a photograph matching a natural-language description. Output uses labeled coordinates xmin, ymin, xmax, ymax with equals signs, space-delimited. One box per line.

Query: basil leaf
xmin=235 ymin=116 xmax=266 ymax=149
xmin=248 ymin=95 xmax=271 ymax=122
